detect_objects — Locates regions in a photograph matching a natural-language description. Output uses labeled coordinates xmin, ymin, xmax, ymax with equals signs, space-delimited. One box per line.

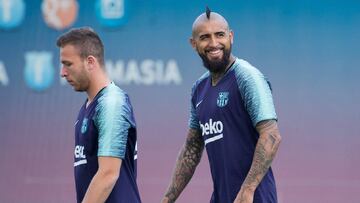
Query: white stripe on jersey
xmin=204 ymin=134 xmax=223 ymax=145
xmin=74 ymin=159 xmax=87 ymax=167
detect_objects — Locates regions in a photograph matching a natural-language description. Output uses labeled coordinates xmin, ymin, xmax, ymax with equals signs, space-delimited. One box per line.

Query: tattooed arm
xmin=234 ymin=119 xmax=281 ymax=203
xmin=161 ymin=128 xmax=204 ymax=203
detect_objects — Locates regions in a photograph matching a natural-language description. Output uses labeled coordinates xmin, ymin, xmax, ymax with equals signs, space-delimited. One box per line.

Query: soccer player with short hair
xmin=57 ymin=27 xmax=141 ymax=203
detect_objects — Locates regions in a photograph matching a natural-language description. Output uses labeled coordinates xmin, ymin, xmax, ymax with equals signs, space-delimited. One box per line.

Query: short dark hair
xmin=56 ymin=27 xmax=105 ymax=66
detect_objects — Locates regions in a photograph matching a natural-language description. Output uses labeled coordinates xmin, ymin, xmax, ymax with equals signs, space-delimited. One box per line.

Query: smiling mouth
xmin=208 ymin=49 xmax=221 ymax=55
xmin=206 ymin=48 xmax=223 ymax=58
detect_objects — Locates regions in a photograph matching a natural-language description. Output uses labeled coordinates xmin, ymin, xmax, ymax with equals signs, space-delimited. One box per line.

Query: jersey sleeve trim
xmin=234 ymin=59 xmax=278 ymax=127
xmin=94 ymin=83 xmax=134 ymax=159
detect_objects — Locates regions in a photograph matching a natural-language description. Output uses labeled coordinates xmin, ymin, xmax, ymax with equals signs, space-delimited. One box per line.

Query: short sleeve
xmin=234 ymin=59 xmax=277 ymax=127
xmin=188 ymin=96 xmax=200 ymax=130
xmin=94 ymin=84 xmax=133 ymax=159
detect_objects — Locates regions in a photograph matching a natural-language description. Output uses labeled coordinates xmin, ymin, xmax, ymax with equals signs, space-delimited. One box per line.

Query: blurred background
xmin=0 ymin=0 xmax=359 ymax=202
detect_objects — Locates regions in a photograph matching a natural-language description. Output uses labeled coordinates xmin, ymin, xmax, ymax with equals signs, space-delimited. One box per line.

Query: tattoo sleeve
xmin=164 ymin=128 xmax=204 ymax=202
xmin=241 ymin=119 xmax=281 ymax=191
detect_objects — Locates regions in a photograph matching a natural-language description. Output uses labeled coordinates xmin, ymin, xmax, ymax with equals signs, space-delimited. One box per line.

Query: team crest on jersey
xmin=217 ymin=92 xmax=229 ymax=107
xmin=81 ymin=118 xmax=88 ymax=134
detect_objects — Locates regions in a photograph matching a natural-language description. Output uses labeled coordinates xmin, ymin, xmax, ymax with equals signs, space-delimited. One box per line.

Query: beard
xmin=198 ymin=45 xmax=232 ymax=73
xmin=74 ymin=82 xmax=87 ymax=92
xmin=74 ymin=76 xmax=89 ymax=92
xmin=72 ymin=64 xmax=90 ymax=92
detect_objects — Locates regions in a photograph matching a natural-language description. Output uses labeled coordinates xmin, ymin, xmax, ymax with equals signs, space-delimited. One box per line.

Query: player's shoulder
xmin=191 ymin=71 xmax=210 ymax=93
xmin=97 ymin=82 xmax=130 ymax=109
xmin=102 ymin=82 xmax=128 ymax=99
xmin=104 ymin=82 xmax=126 ymax=94
xmin=232 ymin=58 xmax=263 ymax=79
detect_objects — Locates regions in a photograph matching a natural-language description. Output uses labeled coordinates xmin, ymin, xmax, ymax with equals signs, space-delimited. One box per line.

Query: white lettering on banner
xmin=200 ymin=119 xmax=224 ymax=145
xmin=74 ymin=145 xmax=86 ymax=159
xmin=0 ymin=61 xmax=9 ymax=86
xmin=106 ymin=59 xmax=182 ymax=85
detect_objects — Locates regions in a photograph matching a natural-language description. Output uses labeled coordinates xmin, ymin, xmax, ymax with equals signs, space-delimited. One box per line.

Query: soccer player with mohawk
xmin=162 ymin=7 xmax=281 ymax=203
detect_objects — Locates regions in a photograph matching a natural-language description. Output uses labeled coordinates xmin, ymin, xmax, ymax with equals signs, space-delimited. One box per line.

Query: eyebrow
xmin=199 ymin=33 xmax=210 ymax=38
xmin=61 ymin=60 xmax=72 ymax=65
xmin=198 ymin=30 xmax=226 ymax=38
xmin=215 ymin=31 xmax=226 ymax=34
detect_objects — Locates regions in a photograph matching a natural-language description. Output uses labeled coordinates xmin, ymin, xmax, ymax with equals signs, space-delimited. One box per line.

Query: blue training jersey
xmin=74 ymin=82 xmax=141 ymax=203
xmin=189 ymin=58 xmax=278 ymax=203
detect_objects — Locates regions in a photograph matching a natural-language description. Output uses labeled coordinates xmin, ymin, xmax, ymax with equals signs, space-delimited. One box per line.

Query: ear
xmin=229 ymin=30 xmax=234 ymax=44
xmin=85 ymin=55 xmax=97 ymax=70
xmin=189 ymin=37 xmax=197 ymax=50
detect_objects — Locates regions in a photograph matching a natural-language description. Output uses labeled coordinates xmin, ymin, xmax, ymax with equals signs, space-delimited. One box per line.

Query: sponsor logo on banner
xmin=217 ymin=92 xmax=229 ymax=107
xmin=0 ymin=0 xmax=25 ymax=30
xmin=41 ymin=0 xmax=78 ymax=30
xmin=24 ymin=51 xmax=55 ymax=91
xmin=95 ymin=0 xmax=127 ymax=27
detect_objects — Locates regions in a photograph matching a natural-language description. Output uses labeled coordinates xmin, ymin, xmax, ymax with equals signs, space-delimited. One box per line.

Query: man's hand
xmin=233 ymin=187 xmax=255 ymax=203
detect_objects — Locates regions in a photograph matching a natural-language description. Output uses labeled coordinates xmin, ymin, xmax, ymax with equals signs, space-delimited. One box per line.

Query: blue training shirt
xmin=189 ymin=58 xmax=278 ymax=203
xmin=74 ymin=82 xmax=141 ymax=203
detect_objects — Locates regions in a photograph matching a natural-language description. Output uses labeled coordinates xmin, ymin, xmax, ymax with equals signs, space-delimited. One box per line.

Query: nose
xmin=60 ymin=66 xmax=67 ymax=78
xmin=208 ymin=35 xmax=218 ymax=47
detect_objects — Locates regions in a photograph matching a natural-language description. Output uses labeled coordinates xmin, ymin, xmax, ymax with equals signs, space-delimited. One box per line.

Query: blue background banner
xmin=1 ymin=0 xmax=360 ymax=202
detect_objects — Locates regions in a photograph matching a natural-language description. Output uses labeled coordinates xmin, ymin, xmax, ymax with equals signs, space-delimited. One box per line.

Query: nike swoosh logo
xmin=196 ymin=100 xmax=203 ymax=108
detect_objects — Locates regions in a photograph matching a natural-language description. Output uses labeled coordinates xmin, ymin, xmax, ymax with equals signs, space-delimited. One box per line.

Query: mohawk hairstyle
xmin=206 ymin=6 xmax=211 ymax=19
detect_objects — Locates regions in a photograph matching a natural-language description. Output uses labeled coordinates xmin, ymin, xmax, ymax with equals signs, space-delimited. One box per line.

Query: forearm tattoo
xmin=165 ymin=129 xmax=204 ymax=202
xmin=242 ymin=120 xmax=281 ymax=190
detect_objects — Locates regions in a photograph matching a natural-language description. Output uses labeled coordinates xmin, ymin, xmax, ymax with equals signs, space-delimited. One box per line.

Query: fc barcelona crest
xmin=81 ymin=118 xmax=88 ymax=134
xmin=217 ymin=92 xmax=229 ymax=107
